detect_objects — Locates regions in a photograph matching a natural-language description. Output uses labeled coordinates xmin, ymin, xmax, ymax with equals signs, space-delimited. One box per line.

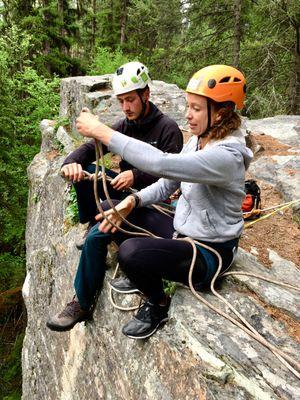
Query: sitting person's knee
xmin=101 ymin=199 xmax=120 ymax=211
xmin=118 ymin=239 xmax=142 ymax=272
xmin=85 ymin=223 xmax=108 ymax=245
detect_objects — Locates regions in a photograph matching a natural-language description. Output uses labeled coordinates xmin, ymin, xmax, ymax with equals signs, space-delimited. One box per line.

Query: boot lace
xmin=59 ymin=300 xmax=82 ymax=318
xmin=135 ymin=300 xmax=153 ymax=322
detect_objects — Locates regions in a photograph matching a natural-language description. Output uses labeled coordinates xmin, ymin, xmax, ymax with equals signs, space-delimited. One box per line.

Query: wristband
xmin=132 ymin=193 xmax=141 ymax=208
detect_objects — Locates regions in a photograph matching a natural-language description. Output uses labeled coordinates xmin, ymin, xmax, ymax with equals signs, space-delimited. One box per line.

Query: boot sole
xmin=46 ymin=316 xmax=92 ymax=332
xmin=109 ymin=282 xmax=141 ymax=294
xmin=122 ymin=317 xmax=168 ymax=340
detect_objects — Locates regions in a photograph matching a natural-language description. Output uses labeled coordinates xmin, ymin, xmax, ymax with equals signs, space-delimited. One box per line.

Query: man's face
xmin=117 ymin=90 xmax=148 ymax=120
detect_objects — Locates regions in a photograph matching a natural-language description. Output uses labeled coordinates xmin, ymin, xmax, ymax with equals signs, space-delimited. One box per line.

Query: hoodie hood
xmin=205 ymin=128 xmax=253 ymax=170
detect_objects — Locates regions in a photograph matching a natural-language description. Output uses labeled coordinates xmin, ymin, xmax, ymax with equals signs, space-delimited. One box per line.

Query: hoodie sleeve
xmin=61 ymin=140 xmax=97 ymax=169
xmin=131 ymin=118 xmax=183 ymax=188
xmin=109 ymin=131 xmax=251 ymax=187
xmin=138 ymin=177 xmax=180 ymax=206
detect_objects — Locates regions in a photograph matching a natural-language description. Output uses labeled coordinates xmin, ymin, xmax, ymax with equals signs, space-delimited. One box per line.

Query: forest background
xmin=0 ymin=0 xmax=299 ymax=398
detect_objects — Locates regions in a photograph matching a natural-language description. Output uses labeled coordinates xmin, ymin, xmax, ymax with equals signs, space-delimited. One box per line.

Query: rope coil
xmin=90 ymin=137 xmax=299 ymax=378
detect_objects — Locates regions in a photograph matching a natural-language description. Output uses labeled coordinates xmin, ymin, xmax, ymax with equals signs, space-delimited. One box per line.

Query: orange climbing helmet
xmin=186 ymin=65 xmax=246 ymax=109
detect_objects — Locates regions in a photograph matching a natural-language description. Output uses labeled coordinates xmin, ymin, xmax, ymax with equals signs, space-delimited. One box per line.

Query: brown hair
xmin=207 ymin=103 xmax=241 ymax=141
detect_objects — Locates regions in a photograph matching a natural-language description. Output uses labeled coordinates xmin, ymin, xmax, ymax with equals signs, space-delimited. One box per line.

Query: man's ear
xmin=142 ymin=87 xmax=150 ymax=102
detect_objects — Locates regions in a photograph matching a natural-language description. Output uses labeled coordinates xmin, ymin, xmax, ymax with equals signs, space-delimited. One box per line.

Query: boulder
xmin=245 ymin=116 xmax=300 ymax=204
xmin=22 ymin=78 xmax=300 ymax=400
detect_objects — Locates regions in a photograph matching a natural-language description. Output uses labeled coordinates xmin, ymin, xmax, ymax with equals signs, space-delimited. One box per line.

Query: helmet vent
xmin=219 ymin=76 xmax=230 ymax=83
xmin=208 ymin=79 xmax=216 ymax=88
xmin=116 ymin=67 xmax=123 ymax=76
xmin=137 ymin=68 xmax=141 ymax=75
xmin=234 ymin=77 xmax=242 ymax=82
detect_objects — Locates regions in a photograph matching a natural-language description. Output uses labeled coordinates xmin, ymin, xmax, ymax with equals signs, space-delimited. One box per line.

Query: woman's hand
xmin=75 ymin=108 xmax=101 ymax=138
xmin=95 ymin=195 xmax=136 ymax=233
xmin=75 ymin=108 xmax=114 ymax=145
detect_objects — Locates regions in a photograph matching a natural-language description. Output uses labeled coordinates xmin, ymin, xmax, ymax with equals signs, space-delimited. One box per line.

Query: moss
xmin=0 ymin=331 xmax=24 ymax=399
xmin=64 ymin=185 xmax=79 ymax=227
xmin=163 ymin=280 xmax=177 ymax=297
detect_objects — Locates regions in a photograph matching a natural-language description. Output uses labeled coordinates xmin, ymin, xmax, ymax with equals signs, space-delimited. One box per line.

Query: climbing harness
xmin=85 ymin=136 xmax=300 ymax=378
xmin=242 ymin=179 xmax=261 ymax=219
xmin=244 ymin=199 xmax=300 ymax=228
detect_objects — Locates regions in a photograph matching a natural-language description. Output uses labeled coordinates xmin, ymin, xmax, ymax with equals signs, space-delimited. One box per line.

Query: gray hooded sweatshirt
xmin=109 ymin=128 xmax=253 ymax=243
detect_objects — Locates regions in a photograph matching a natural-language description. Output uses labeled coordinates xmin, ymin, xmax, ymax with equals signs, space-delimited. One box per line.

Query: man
xmin=61 ymin=61 xmax=183 ymax=249
xmin=46 ymin=62 xmax=183 ymax=332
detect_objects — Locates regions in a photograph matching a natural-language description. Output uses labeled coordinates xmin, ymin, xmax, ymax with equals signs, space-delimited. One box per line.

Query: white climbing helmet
xmin=112 ymin=61 xmax=152 ymax=96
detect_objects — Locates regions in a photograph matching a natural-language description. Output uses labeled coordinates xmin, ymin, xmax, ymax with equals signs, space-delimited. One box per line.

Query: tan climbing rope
xmin=89 ymin=137 xmax=299 ymax=378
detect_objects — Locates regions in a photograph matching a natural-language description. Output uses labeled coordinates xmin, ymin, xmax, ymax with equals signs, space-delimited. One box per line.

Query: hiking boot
xmin=122 ymin=298 xmax=170 ymax=340
xmin=46 ymin=298 xmax=91 ymax=332
xmin=76 ymin=222 xmax=94 ymax=250
xmin=109 ymin=276 xmax=141 ymax=294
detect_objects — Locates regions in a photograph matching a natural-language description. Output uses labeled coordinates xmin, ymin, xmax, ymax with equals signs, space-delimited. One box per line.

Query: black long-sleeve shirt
xmin=62 ymin=102 xmax=183 ymax=190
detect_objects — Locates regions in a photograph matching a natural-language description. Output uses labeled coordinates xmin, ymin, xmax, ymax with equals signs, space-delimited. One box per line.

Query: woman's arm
xmin=75 ymin=110 xmax=242 ymax=186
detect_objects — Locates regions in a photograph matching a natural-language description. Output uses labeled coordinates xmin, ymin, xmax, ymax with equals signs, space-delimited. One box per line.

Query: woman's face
xmin=186 ymin=93 xmax=215 ymax=136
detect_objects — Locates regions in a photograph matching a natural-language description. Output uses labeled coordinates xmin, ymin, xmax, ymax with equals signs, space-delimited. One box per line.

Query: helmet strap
xmin=136 ymin=90 xmax=147 ymax=120
xmin=199 ymin=98 xmax=211 ymax=138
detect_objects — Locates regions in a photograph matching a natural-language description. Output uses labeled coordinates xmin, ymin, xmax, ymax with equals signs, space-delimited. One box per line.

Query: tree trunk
xmin=107 ymin=0 xmax=114 ymax=47
xmin=2 ymin=0 xmax=11 ymax=25
xmin=58 ymin=0 xmax=68 ymax=56
xmin=233 ymin=0 xmax=242 ymax=67
xmin=120 ymin=0 xmax=128 ymax=45
xmin=290 ymin=24 xmax=300 ymax=115
xmin=41 ymin=0 xmax=52 ymax=73
xmin=92 ymin=0 xmax=97 ymax=52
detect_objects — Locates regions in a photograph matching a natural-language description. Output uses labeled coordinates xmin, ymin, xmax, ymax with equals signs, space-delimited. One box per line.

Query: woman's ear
xmin=210 ymin=102 xmax=219 ymax=125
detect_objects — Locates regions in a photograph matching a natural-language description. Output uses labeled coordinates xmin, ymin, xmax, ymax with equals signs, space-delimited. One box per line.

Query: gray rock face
xmin=245 ymin=115 xmax=300 ymax=203
xmin=246 ymin=116 xmax=300 ymax=147
xmin=22 ymin=78 xmax=300 ymax=400
xmin=59 ymin=76 xmax=187 ymax=138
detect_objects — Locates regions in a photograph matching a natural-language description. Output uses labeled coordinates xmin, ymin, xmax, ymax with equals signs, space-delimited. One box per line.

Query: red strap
xmin=242 ymin=194 xmax=254 ymax=212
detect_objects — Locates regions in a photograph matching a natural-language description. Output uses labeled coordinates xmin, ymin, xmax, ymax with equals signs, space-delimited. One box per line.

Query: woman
xmin=47 ymin=65 xmax=252 ymax=338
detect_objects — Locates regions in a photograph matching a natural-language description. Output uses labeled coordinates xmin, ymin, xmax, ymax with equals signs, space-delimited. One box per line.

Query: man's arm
xmin=62 ymin=119 xmax=122 ymax=171
xmin=61 ymin=126 xmax=114 ymax=181
xmin=61 ymin=140 xmax=96 ymax=169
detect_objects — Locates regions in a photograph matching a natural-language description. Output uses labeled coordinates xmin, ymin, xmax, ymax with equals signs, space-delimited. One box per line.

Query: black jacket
xmin=62 ymin=102 xmax=183 ymax=190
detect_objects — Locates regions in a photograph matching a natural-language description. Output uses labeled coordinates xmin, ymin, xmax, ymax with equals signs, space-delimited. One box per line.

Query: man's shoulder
xmin=112 ymin=118 xmax=126 ymax=132
xmin=154 ymin=111 xmax=180 ymax=130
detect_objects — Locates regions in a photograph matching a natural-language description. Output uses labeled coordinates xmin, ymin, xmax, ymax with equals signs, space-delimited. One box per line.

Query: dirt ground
xmin=240 ymin=182 xmax=299 ymax=268
xmin=241 ymin=133 xmax=299 ymax=268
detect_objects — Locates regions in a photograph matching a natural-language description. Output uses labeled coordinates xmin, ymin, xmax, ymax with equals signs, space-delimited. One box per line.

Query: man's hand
xmin=95 ymin=195 xmax=135 ymax=233
xmin=61 ymin=163 xmax=84 ymax=182
xmin=110 ymin=170 xmax=134 ymax=190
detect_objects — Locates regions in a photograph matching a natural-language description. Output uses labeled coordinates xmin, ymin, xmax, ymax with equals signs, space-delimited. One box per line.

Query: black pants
xmin=75 ymin=199 xmax=237 ymax=309
xmin=116 ymin=207 xmax=238 ymax=304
